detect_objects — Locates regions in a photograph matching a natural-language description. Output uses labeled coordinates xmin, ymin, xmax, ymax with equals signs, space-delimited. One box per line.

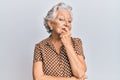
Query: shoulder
xmin=35 ymin=37 xmax=49 ymax=48
xmin=72 ymin=37 xmax=82 ymax=44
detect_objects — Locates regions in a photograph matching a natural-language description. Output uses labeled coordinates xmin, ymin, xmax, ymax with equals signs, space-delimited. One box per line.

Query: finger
xmin=61 ymin=26 xmax=70 ymax=32
xmin=62 ymin=27 xmax=67 ymax=31
xmin=60 ymin=33 xmax=66 ymax=39
xmin=61 ymin=29 xmax=66 ymax=34
xmin=61 ymin=29 xmax=71 ymax=37
xmin=61 ymin=27 xmax=70 ymax=32
xmin=60 ymin=34 xmax=63 ymax=39
xmin=64 ymin=28 xmax=71 ymax=36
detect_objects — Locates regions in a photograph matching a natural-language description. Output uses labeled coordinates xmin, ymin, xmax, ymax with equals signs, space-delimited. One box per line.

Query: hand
xmin=71 ymin=77 xmax=80 ymax=80
xmin=59 ymin=27 xmax=72 ymax=47
xmin=80 ymin=75 xmax=88 ymax=80
xmin=71 ymin=75 xmax=88 ymax=80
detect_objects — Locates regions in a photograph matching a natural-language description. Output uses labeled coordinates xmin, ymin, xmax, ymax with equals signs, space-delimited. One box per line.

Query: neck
xmin=50 ymin=32 xmax=61 ymax=44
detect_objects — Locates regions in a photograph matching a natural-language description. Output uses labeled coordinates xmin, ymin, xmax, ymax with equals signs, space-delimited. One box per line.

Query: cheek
xmin=53 ymin=21 xmax=61 ymax=28
xmin=52 ymin=23 xmax=62 ymax=33
xmin=68 ymin=26 xmax=72 ymax=31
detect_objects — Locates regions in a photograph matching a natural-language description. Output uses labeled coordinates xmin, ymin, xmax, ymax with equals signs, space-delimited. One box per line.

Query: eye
xmin=68 ymin=20 xmax=72 ymax=23
xmin=59 ymin=18 xmax=64 ymax=21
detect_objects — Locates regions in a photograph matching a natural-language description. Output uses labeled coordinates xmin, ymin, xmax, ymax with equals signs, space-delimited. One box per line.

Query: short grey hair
xmin=44 ymin=2 xmax=72 ymax=33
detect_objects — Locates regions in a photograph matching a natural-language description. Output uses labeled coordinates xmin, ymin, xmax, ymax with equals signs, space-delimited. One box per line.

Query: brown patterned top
xmin=33 ymin=36 xmax=85 ymax=77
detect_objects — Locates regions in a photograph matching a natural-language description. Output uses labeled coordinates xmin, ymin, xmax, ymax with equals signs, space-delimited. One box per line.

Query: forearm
xmin=65 ymin=45 xmax=86 ymax=79
xmin=34 ymin=75 xmax=78 ymax=80
xmin=32 ymin=61 xmax=79 ymax=80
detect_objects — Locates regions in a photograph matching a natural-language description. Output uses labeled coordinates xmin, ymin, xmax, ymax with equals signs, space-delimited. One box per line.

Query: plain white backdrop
xmin=0 ymin=0 xmax=120 ymax=80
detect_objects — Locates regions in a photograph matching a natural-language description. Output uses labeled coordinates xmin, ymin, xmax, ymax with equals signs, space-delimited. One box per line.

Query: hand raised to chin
xmin=60 ymin=27 xmax=72 ymax=48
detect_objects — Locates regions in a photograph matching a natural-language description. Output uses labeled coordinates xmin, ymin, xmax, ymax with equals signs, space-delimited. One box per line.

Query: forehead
xmin=55 ymin=9 xmax=72 ymax=19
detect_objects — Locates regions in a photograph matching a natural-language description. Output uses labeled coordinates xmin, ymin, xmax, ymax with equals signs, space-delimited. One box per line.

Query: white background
xmin=0 ymin=0 xmax=120 ymax=80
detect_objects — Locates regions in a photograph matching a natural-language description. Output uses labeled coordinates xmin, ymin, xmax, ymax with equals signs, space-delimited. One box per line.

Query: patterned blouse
xmin=33 ymin=36 xmax=85 ymax=77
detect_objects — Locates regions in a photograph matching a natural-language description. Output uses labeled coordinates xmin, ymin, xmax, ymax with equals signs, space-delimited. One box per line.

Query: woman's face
xmin=49 ymin=9 xmax=72 ymax=35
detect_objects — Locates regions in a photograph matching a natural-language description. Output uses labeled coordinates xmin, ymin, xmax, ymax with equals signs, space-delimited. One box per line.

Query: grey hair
xmin=44 ymin=2 xmax=72 ymax=33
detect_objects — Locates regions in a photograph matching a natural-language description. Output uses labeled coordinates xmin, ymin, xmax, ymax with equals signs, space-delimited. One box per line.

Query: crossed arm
xmin=33 ymin=48 xmax=87 ymax=80
xmin=33 ymin=61 xmax=80 ymax=80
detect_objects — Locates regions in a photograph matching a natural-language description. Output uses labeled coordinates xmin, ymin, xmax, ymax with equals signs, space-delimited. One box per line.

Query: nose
xmin=64 ymin=20 xmax=69 ymax=27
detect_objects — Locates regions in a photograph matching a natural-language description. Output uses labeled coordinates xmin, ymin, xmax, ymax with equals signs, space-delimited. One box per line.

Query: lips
xmin=62 ymin=27 xmax=66 ymax=30
xmin=57 ymin=27 xmax=69 ymax=34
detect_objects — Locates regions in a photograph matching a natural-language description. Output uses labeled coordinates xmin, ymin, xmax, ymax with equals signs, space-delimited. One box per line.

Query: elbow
xmin=75 ymin=67 xmax=87 ymax=79
xmin=73 ymin=71 xmax=82 ymax=79
xmin=33 ymin=76 xmax=44 ymax=80
xmin=72 ymin=69 xmax=82 ymax=79
xmin=33 ymin=72 xmax=44 ymax=80
xmin=33 ymin=79 xmax=39 ymax=80
xmin=76 ymin=71 xmax=85 ymax=79
xmin=33 ymin=74 xmax=45 ymax=80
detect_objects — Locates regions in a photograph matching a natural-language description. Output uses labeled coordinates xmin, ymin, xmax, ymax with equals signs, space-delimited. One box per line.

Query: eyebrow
xmin=58 ymin=16 xmax=72 ymax=20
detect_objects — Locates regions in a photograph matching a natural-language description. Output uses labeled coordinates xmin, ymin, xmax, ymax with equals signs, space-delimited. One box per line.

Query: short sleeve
xmin=73 ymin=38 xmax=85 ymax=59
xmin=33 ymin=44 xmax=43 ymax=62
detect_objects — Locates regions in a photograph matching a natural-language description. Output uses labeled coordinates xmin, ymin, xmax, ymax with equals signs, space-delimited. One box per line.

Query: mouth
xmin=62 ymin=27 xmax=66 ymax=30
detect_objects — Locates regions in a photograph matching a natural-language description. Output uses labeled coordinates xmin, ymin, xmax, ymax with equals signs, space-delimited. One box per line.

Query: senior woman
xmin=33 ymin=2 xmax=87 ymax=80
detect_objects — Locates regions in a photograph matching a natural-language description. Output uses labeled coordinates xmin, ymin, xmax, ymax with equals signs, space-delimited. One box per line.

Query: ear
xmin=47 ymin=21 xmax=53 ymax=30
